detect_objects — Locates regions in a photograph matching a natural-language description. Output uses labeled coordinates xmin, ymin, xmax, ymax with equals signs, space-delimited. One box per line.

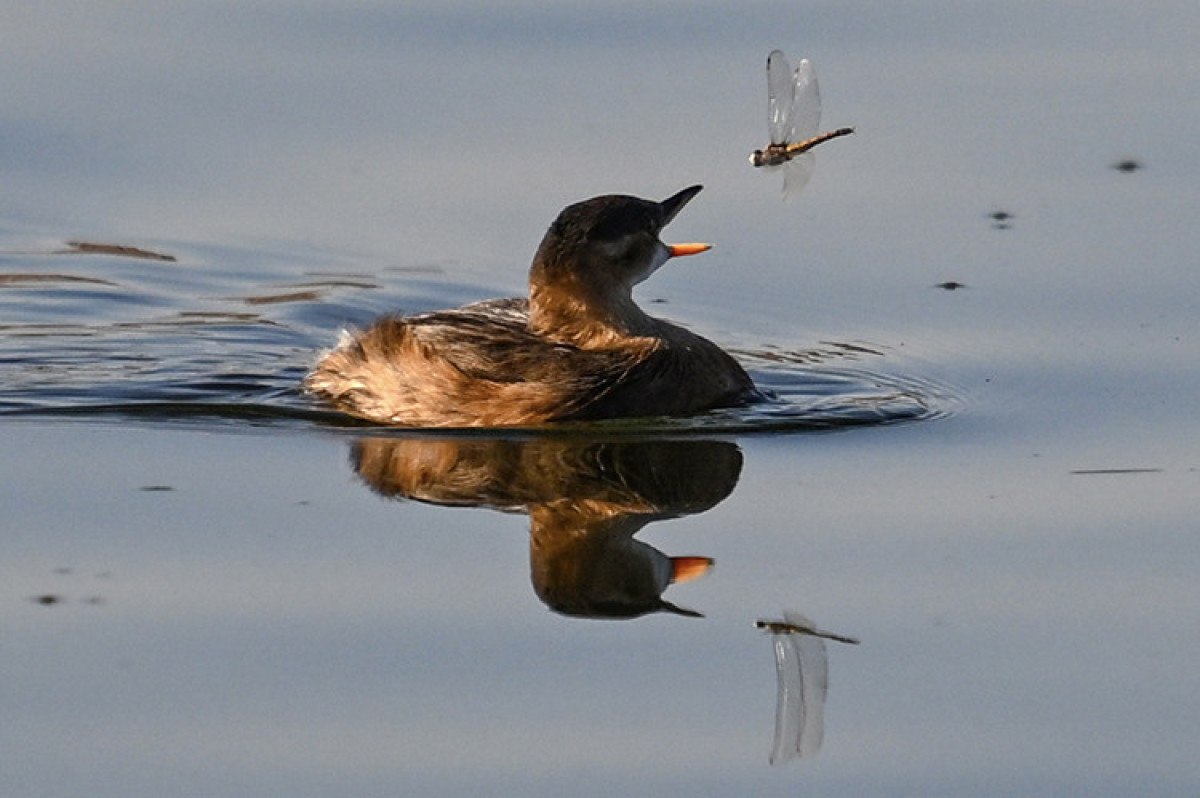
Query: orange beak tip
xmin=668 ymin=242 xmax=713 ymax=258
xmin=671 ymin=556 xmax=714 ymax=584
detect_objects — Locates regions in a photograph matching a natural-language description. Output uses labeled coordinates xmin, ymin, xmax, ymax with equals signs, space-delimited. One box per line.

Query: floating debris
xmin=0 ymin=273 xmax=118 ymax=286
xmin=240 ymin=290 xmax=323 ymax=306
xmin=60 ymin=241 xmax=177 ymax=262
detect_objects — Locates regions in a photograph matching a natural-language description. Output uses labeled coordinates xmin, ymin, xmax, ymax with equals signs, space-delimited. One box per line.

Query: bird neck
xmin=528 ymin=276 xmax=657 ymax=349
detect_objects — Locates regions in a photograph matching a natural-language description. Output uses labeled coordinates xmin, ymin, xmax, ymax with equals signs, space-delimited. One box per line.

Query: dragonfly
xmin=749 ymin=50 xmax=854 ymax=197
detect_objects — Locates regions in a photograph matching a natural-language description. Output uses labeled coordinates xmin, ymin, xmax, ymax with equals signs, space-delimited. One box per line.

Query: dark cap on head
xmin=547 ymin=185 xmax=703 ymax=245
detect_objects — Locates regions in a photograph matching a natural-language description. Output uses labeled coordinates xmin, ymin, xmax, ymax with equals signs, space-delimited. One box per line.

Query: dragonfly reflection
xmin=755 ymin=616 xmax=860 ymax=646
xmin=749 ymin=50 xmax=854 ymax=197
xmin=757 ymin=610 xmax=858 ymax=765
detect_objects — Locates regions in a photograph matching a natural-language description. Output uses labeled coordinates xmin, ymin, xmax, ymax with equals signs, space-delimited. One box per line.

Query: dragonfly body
xmin=750 ymin=127 xmax=856 ymax=168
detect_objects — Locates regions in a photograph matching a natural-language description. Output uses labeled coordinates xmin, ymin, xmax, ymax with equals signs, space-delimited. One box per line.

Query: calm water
xmin=3 ymin=3 xmax=1199 ymax=796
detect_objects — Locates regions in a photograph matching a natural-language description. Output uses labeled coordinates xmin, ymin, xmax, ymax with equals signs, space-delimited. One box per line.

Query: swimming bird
xmin=304 ymin=185 xmax=757 ymax=427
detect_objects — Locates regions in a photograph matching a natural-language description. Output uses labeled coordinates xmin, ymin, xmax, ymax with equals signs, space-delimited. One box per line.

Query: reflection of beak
xmin=671 ymin=556 xmax=714 ymax=584
xmin=668 ymin=242 xmax=712 ymax=258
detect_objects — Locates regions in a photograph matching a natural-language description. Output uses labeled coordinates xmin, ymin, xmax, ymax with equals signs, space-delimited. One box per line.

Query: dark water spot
xmin=988 ymin=210 xmax=1014 ymax=230
xmin=27 ymin=593 xmax=107 ymax=606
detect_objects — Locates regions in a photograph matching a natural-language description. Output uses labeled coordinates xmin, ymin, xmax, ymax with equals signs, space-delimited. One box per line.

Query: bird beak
xmin=667 ymin=242 xmax=712 ymax=258
xmin=660 ymin=185 xmax=709 ymax=259
xmin=671 ymin=556 xmax=714 ymax=584
xmin=660 ymin=184 xmax=704 ymax=225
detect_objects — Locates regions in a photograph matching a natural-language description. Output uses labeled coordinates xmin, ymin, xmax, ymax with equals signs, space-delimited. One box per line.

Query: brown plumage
xmin=303 ymin=185 xmax=756 ymax=427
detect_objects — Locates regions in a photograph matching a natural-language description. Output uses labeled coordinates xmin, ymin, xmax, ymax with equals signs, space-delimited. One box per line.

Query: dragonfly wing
xmin=783 ymin=611 xmax=830 ymax=758
xmin=781 ymin=152 xmax=816 ymax=198
xmin=768 ymin=629 xmax=828 ymax=764
xmin=792 ymin=631 xmax=828 ymax=760
xmin=769 ymin=633 xmax=803 ymax=765
xmin=788 ymin=58 xmax=822 ymax=144
xmin=766 ymin=50 xmax=796 ymax=146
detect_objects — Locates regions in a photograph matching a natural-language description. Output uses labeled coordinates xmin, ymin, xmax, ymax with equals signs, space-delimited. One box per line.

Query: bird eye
xmin=588 ymin=204 xmax=656 ymax=243
xmin=596 ymin=235 xmax=633 ymax=260
xmin=590 ymin=217 xmax=632 ymax=243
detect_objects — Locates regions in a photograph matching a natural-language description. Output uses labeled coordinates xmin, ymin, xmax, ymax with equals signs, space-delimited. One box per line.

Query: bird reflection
xmin=757 ymin=610 xmax=859 ymax=765
xmin=350 ymin=436 xmax=742 ymax=619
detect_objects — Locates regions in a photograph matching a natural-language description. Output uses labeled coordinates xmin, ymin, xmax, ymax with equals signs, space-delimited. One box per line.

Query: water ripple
xmin=0 ymin=233 xmax=957 ymax=433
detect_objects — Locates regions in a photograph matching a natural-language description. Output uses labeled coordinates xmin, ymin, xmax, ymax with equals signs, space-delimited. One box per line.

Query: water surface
xmin=3 ymin=3 xmax=1198 ymax=796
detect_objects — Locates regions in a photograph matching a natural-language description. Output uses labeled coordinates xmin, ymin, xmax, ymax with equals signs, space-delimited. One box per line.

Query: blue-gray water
xmin=3 ymin=3 xmax=1198 ymax=796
